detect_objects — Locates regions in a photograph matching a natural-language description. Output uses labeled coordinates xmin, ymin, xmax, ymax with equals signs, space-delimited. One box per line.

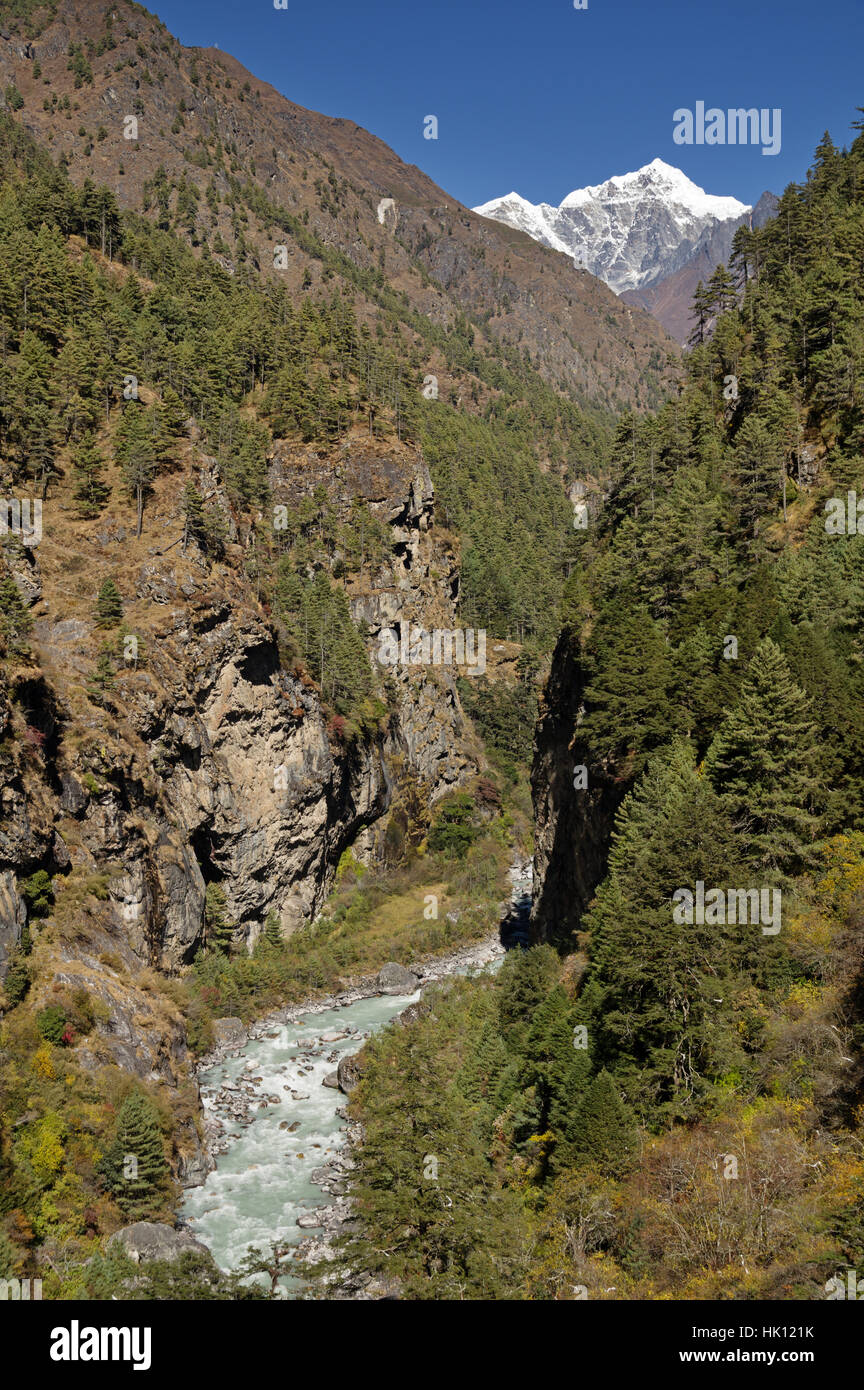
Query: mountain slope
xmin=621 ymin=190 xmax=780 ymax=342
xmin=0 ymin=0 xmax=676 ymax=413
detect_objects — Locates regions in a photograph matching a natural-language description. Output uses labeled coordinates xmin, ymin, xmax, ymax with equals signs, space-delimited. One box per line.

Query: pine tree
xmin=0 ymin=570 xmax=32 ymax=650
xmin=570 ymin=1069 xmax=638 ymax=1176
xmin=262 ymin=909 xmax=282 ymax=948
xmin=579 ymin=742 xmax=750 ymax=1115
xmin=100 ymin=1090 xmax=170 ymax=1219
xmin=458 ymin=1021 xmax=509 ymax=1115
xmin=95 ymin=578 xmax=123 ymax=627
xmin=705 ymin=262 xmax=739 ymax=318
xmin=71 ymin=431 xmax=109 ymax=518
xmin=115 ymin=404 xmax=156 ymax=537
xmin=705 ymin=637 xmax=823 ymax=874
xmin=3 ymin=948 xmax=30 ymax=1005
xmin=86 ymin=644 xmax=116 ymax=701
xmin=328 ymin=1013 xmax=526 ymax=1299
xmin=496 ymin=944 xmax=560 ymax=1055
xmin=688 ymin=280 xmax=713 ymax=347
xmin=734 ymin=416 xmax=783 ymax=535
xmin=581 ymin=605 xmax=677 ymax=772
xmin=204 ymin=883 xmax=234 ymax=954
xmin=182 ymin=480 xmax=207 ymax=553
xmin=517 ymin=985 xmax=588 ymax=1177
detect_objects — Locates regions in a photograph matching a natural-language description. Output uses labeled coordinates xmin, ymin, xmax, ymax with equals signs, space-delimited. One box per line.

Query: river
xmin=177 ymin=924 xmax=518 ymax=1292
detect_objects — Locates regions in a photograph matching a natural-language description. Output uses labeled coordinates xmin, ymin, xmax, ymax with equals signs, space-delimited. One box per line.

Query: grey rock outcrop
xmin=108 ymin=1221 xmax=213 ymax=1264
xmin=336 ymin=1052 xmax=365 ymax=1095
xmin=377 ymin=961 xmax=419 ymax=995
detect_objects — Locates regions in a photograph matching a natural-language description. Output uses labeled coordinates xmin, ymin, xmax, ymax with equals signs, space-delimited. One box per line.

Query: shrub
xmin=36 ymin=1005 xmax=68 ymax=1045
xmin=21 ymin=870 xmax=54 ymax=917
xmin=428 ymin=793 xmax=478 ymax=859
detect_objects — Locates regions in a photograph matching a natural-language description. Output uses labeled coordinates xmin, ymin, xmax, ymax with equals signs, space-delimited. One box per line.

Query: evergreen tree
xmin=570 ymin=1069 xmax=638 ymax=1176
xmin=580 ymin=605 xmax=677 ymax=772
xmin=328 ymin=1012 xmax=526 ymax=1299
xmin=517 ymin=985 xmax=588 ymax=1177
xmin=71 ymin=431 xmax=109 ymax=518
xmin=3 ymin=948 xmax=30 ymax=1005
xmin=204 ymin=882 xmax=234 ymax=954
xmin=99 ymin=1090 xmax=170 ymax=1219
xmin=115 ymin=404 xmax=156 ymax=537
xmin=0 ymin=569 xmax=32 ymax=650
xmin=182 ymin=480 xmax=207 ymax=553
xmin=458 ymin=1020 xmax=509 ymax=1116
xmin=95 ymin=578 xmax=123 ymax=627
xmin=262 ymin=910 xmax=282 ymax=948
xmin=705 ymin=637 xmax=823 ymax=874
xmin=579 ymin=742 xmax=753 ymax=1115
xmin=496 ymin=944 xmax=560 ymax=1055
xmin=86 ymin=644 xmax=116 ymax=701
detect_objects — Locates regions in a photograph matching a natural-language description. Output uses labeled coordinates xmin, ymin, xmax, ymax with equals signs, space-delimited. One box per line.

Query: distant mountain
xmin=475 ymin=161 xmax=777 ymax=343
xmin=475 ymin=160 xmax=748 ymax=293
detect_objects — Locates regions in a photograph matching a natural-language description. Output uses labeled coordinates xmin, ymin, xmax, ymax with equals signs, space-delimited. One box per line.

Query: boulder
xmin=337 ymin=1052 xmax=365 ymax=1095
xmin=376 ymin=961 xmax=419 ymax=995
xmin=297 ymin=1210 xmax=324 ymax=1229
xmin=322 ymin=1070 xmax=340 ymax=1089
xmin=108 ymin=1221 xmax=213 ymax=1265
xmin=212 ymin=1017 xmax=245 ymax=1046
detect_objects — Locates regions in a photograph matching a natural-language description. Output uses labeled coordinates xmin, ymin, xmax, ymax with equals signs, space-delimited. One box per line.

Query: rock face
xmin=271 ymin=437 xmax=483 ymax=802
xmin=108 ymin=1221 xmax=213 ymax=1265
xmin=531 ymin=628 xmax=628 ymax=947
xmin=376 ymin=961 xmax=420 ymax=995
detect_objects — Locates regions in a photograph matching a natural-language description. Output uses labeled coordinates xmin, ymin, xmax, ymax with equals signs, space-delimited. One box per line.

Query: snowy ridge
xmin=474 ymin=159 xmax=750 ymax=295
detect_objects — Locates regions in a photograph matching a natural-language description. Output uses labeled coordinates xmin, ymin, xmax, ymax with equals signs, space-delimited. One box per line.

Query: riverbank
xmin=192 ymin=927 xmax=507 ymax=1077
xmin=178 ymin=857 xmax=530 ymax=1293
xmin=177 ymin=936 xmax=504 ymax=1291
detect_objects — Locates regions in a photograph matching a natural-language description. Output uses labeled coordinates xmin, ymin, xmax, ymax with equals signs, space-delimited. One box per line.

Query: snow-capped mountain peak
xmin=474 ymin=160 xmax=751 ymax=294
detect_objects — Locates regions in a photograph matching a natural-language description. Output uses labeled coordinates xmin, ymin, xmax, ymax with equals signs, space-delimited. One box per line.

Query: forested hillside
xmin=329 ymin=118 xmax=864 ymax=1301
xmin=0 ymin=106 xmax=602 ymax=652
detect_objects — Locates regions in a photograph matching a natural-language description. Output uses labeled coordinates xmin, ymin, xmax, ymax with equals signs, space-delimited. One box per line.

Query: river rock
xmin=337 ymin=1052 xmax=365 ymax=1095
xmin=322 ymin=1070 xmax=340 ymax=1088
xmin=297 ymin=1210 xmax=324 ymax=1229
xmin=108 ymin=1221 xmax=213 ymax=1265
xmin=212 ymin=1017 xmax=245 ymax=1046
xmin=377 ymin=961 xmax=419 ymax=994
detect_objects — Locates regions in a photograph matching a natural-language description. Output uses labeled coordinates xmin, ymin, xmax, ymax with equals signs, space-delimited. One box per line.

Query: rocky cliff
xmin=0 ymin=420 xmax=483 ymax=1188
xmin=530 ymin=626 xmax=626 ymax=947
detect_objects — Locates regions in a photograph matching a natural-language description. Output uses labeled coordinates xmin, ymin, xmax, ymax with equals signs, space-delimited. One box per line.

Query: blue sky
xmin=151 ymin=0 xmax=863 ymax=209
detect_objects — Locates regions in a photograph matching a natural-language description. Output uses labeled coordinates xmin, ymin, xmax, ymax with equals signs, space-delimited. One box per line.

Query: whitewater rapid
xmin=179 ymin=988 xmax=417 ymax=1290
